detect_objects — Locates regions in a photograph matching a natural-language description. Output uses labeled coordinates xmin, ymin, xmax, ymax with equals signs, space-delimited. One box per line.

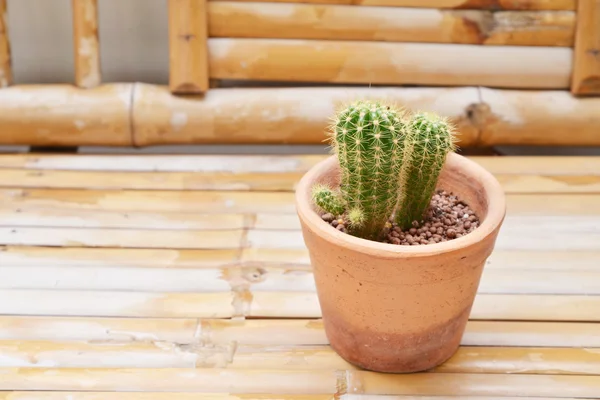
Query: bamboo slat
xmin=0 ymin=246 xmax=241 ymax=268
xmin=0 ymin=85 xmax=132 ymax=146
xmin=2 ymin=316 xmax=599 ymax=348
xmin=207 ymin=39 xmax=571 ymax=89
xmin=0 ymin=395 xmax=334 ymax=400
xmin=570 ymin=0 xmax=600 ymax=95
xmin=0 ymin=340 xmax=598 ymax=375
xmin=5 ymin=245 xmax=600 ymax=273
xmin=2 ymin=262 xmax=598 ymax=294
xmin=0 ymin=206 xmax=251 ymax=230
xmin=0 ymin=189 xmax=598 ymax=216
xmin=209 ymin=0 xmax=576 ymax=11
xmin=0 ymin=395 xmax=590 ymax=400
xmin=0 ymin=289 xmax=598 ymax=321
xmin=0 ymin=0 xmax=11 ymax=87
xmin=0 ymin=227 xmax=244 ymax=249
xmin=1 ymin=154 xmax=600 ymax=176
xmin=478 ymin=88 xmax=600 ymax=146
xmin=72 ymin=0 xmax=101 ymax=88
xmin=169 ymin=0 xmax=210 ymax=93
xmin=132 ymin=84 xmax=480 ymax=146
xmin=209 ymin=4 xmax=575 ymax=47
xmin=0 ymin=168 xmax=598 ymax=193
xmin=0 ymin=368 xmax=599 ymax=397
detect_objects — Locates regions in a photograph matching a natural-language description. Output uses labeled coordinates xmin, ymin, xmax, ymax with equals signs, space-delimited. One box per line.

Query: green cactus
xmin=328 ymin=100 xmax=408 ymax=240
xmin=395 ymin=111 xmax=457 ymax=230
xmin=311 ymin=184 xmax=345 ymax=216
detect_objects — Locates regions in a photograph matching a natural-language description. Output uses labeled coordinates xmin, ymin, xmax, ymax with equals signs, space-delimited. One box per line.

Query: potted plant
xmin=295 ymin=100 xmax=506 ymax=373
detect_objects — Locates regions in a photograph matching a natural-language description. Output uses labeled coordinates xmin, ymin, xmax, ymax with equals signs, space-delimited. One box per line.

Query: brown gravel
xmin=320 ymin=190 xmax=480 ymax=245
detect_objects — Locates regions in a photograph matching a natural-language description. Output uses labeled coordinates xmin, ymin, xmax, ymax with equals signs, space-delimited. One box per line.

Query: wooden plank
xmin=208 ymin=0 xmax=576 ymax=11
xmin=0 ymin=168 xmax=599 ymax=193
xmin=0 ymin=189 xmax=597 ymax=216
xmin=0 ymin=227 xmax=243 ymax=249
xmin=72 ymin=0 xmax=101 ymax=88
xmin=478 ymin=88 xmax=600 ymax=146
xmin=208 ymin=39 xmax=571 ymax=89
xmin=1 ymin=154 xmax=600 ymax=176
xmin=0 ymin=0 xmax=11 ymax=87
xmin=0 ymin=290 xmax=598 ymax=321
xmin=0 ymin=341 xmax=598 ymax=375
xmin=132 ymin=84 xmax=480 ymax=146
xmin=0 ymin=85 xmax=133 ymax=146
xmin=208 ymin=4 xmax=574 ymax=47
xmin=1 ymin=316 xmax=599 ymax=348
xmin=0 ymin=368 xmax=599 ymax=397
xmin=571 ymin=0 xmax=600 ymax=95
xmin=169 ymin=0 xmax=210 ymax=93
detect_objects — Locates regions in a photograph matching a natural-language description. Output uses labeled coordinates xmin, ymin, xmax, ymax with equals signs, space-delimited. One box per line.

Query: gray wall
xmin=7 ymin=0 xmax=168 ymax=85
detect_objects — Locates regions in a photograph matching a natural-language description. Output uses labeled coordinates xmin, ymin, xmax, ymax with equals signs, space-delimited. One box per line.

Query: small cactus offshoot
xmin=395 ymin=112 xmax=457 ymax=230
xmin=311 ymin=184 xmax=345 ymax=216
xmin=329 ymin=100 xmax=408 ymax=240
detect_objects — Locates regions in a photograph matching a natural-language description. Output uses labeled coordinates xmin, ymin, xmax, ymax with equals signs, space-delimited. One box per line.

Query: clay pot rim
xmin=295 ymin=152 xmax=506 ymax=257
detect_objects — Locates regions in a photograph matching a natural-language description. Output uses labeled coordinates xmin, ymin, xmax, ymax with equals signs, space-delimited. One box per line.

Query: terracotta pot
xmin=295 ymin=152 xmax=506 ymax=373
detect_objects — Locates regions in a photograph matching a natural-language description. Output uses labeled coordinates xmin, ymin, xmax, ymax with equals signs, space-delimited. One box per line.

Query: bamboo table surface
xmin=0 ymin=153 xmax=599 ymax=399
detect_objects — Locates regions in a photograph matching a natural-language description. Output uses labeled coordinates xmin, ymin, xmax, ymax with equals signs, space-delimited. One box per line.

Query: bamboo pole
xmin=207 ymin=39 xmax=571 ymax=89
xmin=208 ymin=0 xmax=576 ymax=11
xmin=0 ymin=84 xmax=132 ymax=146
xmin=570 ymin=0 xmax=600 ymax=95
xmin=0 ymin=0 xmax=11 ymax=87
xmin=478 ymin=88 xmax=600 ymax=146
xmin=169 ymin=0 xmax=210 ymax=93
xmin=72 ymin=0 xmax=101 ymax=88
xmin=0 ymin=84 xmax=598 ymax=146
xmin=132 ymin=84 xmax=480 ymax=146
xmin=208 ymin=4 xmax=575 ymax=47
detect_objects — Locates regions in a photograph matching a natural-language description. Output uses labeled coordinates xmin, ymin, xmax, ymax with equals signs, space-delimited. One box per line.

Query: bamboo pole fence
xmin=0 ymin=0 xmax=597 ymax=146
xmin=71 ymin=0 xmax=101 ymax=88
xmin=571 ymin=0 xmax=600 ymax=95
xmin=0 ymin=0 xmax=11 ymax=87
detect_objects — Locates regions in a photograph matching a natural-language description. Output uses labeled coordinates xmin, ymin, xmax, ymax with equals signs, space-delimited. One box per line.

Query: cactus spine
xmin=330 ymin=100 xmax=407 ymax=240
xmin=395 ymin=112 xmax=457 ymax=230
xmin=311 ymin=184 xmax=345 ymax=216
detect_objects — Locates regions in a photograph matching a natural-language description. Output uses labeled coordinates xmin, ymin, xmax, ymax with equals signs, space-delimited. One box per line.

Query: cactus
xmin=311 ymin=184 xmax=346 ymax=216
xmin=395 ymin=112 xmax=457 ymax=230
xmin=328 ymin=100 xmax=408 ymax=240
